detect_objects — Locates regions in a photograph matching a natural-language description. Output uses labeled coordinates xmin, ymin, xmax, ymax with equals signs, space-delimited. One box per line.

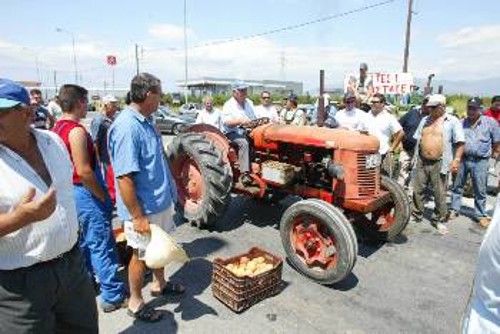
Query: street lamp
xmin=22 ymin=47 xmax=42 ymax=84
xmin=56 ymin=27 xmax=78 ymax=84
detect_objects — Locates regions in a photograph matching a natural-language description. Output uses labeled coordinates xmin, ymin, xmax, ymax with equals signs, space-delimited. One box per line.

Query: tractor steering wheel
xmin=241 ymin=117 xmax=270 ymax=130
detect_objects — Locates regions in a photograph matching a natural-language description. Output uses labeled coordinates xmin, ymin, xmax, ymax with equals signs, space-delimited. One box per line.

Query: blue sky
xmin=1 ymin=0 xmax=499 ymax=93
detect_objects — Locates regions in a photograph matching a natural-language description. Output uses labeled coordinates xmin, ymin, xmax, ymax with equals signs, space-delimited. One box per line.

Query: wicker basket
xmin=212 ymin=247 xmax=283 ymax=313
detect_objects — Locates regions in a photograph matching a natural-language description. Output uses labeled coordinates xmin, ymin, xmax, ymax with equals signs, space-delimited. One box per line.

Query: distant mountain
xmin=414 ymin=77 xmax=499 ymax=97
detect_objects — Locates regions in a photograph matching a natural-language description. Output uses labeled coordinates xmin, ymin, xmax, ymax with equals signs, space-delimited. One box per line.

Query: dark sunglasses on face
xmin=262 ymin=96 xmax=270 ymax=99
xmin=346 ymin=100 xmax=356 ymax=104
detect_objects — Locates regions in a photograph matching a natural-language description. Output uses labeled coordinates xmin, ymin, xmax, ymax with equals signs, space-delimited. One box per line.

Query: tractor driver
xmin=222 ymin=81 xmax=257 ymax=186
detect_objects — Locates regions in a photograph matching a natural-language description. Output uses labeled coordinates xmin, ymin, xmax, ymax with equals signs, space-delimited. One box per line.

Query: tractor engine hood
xmin=251 ymin=124 xmax=380 ymax=152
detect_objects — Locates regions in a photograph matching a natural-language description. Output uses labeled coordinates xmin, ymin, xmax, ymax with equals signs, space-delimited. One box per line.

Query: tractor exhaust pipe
xmin=317 ymin=69 xmax=325 ymax=127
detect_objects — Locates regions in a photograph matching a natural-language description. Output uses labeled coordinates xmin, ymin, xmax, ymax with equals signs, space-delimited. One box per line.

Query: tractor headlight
xmin=365 ymin=153 xmax=381 ymax=169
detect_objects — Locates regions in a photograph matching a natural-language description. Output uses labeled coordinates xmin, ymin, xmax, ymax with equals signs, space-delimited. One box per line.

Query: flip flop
xmin=150 ymin=282 xmax=186 ymax=297
xmin=127 ymin=304 xmax=163 ymax=323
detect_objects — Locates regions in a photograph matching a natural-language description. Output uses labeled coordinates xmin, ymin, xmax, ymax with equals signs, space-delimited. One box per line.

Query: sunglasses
xmin=371 ymin=100 xmax=382 ymax=104
xmin=262 ymin=96 xmax=270 ymax=99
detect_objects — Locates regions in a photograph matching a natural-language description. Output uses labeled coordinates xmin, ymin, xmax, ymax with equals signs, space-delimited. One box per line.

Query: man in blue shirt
xmin=449 ymin=97 xmax=500 ymax=228
xmin=108 ymin=73 xmax=182 ymax=322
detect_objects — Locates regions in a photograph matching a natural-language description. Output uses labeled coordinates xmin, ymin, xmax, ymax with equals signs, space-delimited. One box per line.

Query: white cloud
xmin=434 ymin=24 xmax=500 ymax=80
xmin=148 ymin=24 xmax=195 ymax=41
xmin=437 ymin=25 xmax=500 ymax=48
xmin=2 ymin=23 xmax=499 ymax=93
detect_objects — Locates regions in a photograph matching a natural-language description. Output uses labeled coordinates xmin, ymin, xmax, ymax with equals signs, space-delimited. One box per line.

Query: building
xmin=176 ymin=77 xmax=303 ymax=97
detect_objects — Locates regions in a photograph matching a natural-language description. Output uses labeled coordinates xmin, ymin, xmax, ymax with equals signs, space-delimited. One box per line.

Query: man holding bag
xmin=108 ymin=73 xmax=184 ymax=323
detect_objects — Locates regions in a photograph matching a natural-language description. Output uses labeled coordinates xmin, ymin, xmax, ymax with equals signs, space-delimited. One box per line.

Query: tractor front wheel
xmin=280 ymin=199 xmax=357 ymax=285
xmin=167 ymin=133 xmax=232 ymax=229
xmin=354 ymin=175 xmax=411 ymax=242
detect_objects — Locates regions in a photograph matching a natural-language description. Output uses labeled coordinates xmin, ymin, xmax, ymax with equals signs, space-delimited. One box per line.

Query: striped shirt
xmin=0 ymin=129 xmax=78 ymax=270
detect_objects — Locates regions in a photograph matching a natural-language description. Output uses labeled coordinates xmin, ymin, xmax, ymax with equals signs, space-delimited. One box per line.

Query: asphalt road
xmin=97 ymin=134 xmax=498 ymax=334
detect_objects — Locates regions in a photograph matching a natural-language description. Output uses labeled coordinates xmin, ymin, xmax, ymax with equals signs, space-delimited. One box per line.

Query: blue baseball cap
xmin=0 ymin=79 xmax=30 ymax=109
xmin=288 ymin=94 xmax=298 ymax=103
xmin=231 ymin=80 xmax=248 ymax=91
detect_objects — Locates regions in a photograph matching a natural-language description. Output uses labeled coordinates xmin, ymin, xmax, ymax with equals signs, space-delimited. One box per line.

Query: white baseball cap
xmin=102 ymin=94 xmax=118 ymax=104
xmin=426 ymin=94 xmax=446 ymax=107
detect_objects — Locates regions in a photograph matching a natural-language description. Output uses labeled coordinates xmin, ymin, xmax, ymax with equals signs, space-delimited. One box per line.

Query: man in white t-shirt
xmin=46 ymin=95 xmax=63 ymax=120
xmin=196 ymin=96 xmax=223 ymax=131
xmin=366 ymin=93 xmax=404 ymax=176
xmin=336 ymin=92 xmax=369 ymax=131
xmin=280 ymin=94 xmax=306 ymax=125
xmin=222 ymin=81 xmax=256 ymax=185
xmin=254 ymin=90 xmax=279 ymax=123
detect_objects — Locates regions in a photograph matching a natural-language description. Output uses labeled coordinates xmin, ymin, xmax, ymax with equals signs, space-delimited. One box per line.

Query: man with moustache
xmin=449 ymin=97 xmax=499 ymax=228
xmin=0 ymin=79 xmax=97 ymax=333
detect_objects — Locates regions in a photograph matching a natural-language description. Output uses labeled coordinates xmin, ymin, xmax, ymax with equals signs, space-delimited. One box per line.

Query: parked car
xmin=298 ymin=104 xmax=316 ymax=123
xmin=154 ymin=106 xmax=195 ymax=135
xmin=179 ymin=103 xmax=202 ymax=117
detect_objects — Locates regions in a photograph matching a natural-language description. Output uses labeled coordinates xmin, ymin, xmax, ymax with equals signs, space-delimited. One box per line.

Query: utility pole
xmin=183 ymin=0 xmax=189 ymax=105
xmin=317 ymin=70 xmax=325 ymax=127
xmin=402 ymin=0 xmax=414 ymax=73
xmin=55 ymin=28 xmax=78 ymax=84
xmin=135 ymin=44 xmax=140 ymax=75
xmin=280 ymin=50 xmax=286 ymax=81
xmin=53 ymin=70 xmax=58 ymax=95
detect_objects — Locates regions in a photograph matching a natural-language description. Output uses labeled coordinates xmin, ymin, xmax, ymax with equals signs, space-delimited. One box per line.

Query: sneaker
xmin=479 ymin=217 xmax=491 ymax=229
xmin=447 ymin=210 xmax=459 ymax=221
xmin=433 ymin=222 xmax=449 ymax=235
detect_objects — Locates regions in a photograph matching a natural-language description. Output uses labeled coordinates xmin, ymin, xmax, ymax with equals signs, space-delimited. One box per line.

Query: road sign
xmin=106 ymin=55 xmax=117 ymax=66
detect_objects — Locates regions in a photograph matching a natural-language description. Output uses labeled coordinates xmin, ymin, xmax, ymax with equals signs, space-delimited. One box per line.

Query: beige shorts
xmin=124 ymin=205 xmax=176 ymax=252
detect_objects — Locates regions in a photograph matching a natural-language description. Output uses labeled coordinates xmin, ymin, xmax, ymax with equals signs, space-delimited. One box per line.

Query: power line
xmin=51 ymin=0 xmax=397 ymax=75
xmin=147 ymin=0 xmax=397 ymax=54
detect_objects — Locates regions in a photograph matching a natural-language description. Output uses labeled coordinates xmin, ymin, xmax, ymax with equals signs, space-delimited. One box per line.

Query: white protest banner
xmin=371 ymin=72 xmax=415 ymax=95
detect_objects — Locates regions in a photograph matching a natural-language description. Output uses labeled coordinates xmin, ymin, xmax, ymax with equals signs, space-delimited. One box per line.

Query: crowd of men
xmin=0 ymin=73 xmax=183 ymax=330
xmin=195 ymin=73 xmax=498 ymax=235
xmin=0 ymin=68 xmax=498 ymax=331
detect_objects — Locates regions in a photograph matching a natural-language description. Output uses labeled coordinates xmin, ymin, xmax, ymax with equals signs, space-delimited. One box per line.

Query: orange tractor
xmin=167 ymin=119 xmax=411 ymax=284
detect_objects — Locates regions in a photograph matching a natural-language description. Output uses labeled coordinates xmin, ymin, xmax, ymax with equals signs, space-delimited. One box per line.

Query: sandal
xmin=150 ymin=282 xmax=186 ymax=297
xmin=127 ymin=304 xmax=163 ymax=323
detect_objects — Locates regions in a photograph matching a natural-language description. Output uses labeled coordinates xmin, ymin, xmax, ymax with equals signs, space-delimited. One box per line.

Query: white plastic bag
xmin=144 ymin=225 xmax=189 ymax=269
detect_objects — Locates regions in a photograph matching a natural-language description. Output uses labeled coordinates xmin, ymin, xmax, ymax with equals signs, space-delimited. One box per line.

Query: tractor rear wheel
xmin=280 ymin=199 xmax=357 ymax=285
xmin=355 ymin=175 xmax=411 ymax=242
xmin=167 ymin=133 xmax=232 ymax=229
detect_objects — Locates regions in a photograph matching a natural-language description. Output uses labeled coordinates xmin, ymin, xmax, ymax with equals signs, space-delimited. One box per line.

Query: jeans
xmin=226 ymin=132 xmax=250 ymax=173
xmin=451 ymin=157 xmax=489 ymax=219
xmin=412 ymin=156 xmax=448 ymax=222
xmin=74 ymin=185 xmax=126 ymax=305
